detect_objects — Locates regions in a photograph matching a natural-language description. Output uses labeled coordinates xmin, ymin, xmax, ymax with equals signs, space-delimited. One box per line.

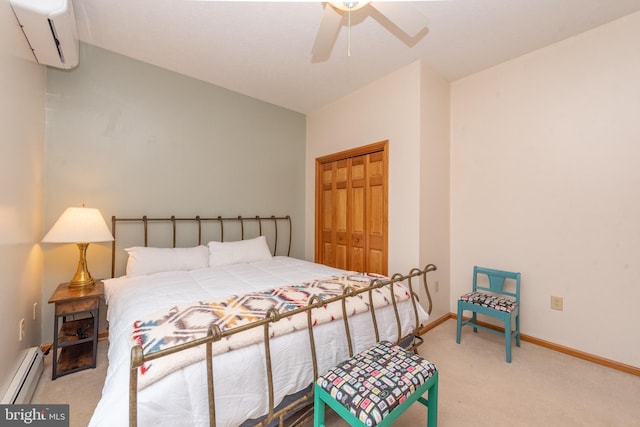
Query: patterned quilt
xmin=132 ymin=273 xmax=411 ymax=389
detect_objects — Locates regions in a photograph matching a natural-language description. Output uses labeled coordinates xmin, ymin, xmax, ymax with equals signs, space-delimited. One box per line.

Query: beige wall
xmin=42 ymin=43 xmax=307 ymax=343
xmin=306 ymin=61 xmax=451 ymax=319
xmin=0 ymin=0 xmax=46 ymax=396
xmin=306 ymin=62 xmax=422 ymax=273
xmin=419 ymin=64 xmax=451 ymax=322
xmin=451 ymin=12 xmax=640 ymax=367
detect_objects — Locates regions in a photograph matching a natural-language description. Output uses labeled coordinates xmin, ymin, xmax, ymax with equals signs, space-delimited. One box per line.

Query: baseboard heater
xmin=1 ymin=347 xmax=44 ymax=404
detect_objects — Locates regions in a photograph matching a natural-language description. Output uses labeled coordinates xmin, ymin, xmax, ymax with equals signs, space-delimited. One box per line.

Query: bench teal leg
xmin=417 ymin=371 xmax=439 ymax=427
xmin=313 ymin=385 xmax=326 ymax=427
xmin=472 ymin=312 xmax=478 ymax=333
xmin=456 ymin=304 xmax=463 ymax=344
xmin=426 ymin=371 xmax=438 ymax=427
xmin=505 ymin=316 xmax=512 ymax=363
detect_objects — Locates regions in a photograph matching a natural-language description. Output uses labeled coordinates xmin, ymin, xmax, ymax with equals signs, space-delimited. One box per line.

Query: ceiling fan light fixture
xmin=329 ymin=1 xmax=371 ymax=12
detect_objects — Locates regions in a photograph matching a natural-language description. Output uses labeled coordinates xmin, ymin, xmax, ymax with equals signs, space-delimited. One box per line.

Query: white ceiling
xmin=73 ymin=0 xmax=640 ymax=113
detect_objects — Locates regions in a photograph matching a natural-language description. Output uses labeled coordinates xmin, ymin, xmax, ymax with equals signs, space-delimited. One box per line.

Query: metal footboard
xmin=127 ymin=263 xmax=437 ymax=427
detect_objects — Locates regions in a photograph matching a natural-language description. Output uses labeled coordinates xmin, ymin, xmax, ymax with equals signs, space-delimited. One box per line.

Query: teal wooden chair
xmin=456 ymin=266 xmax=521 ymax=363
xmin=314 ymin=341 xmax=438 ymax=426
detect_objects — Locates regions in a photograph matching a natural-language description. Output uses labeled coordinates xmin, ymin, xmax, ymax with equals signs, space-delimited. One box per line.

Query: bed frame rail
xmin=128 ymin=263 xmax=437 ymax=427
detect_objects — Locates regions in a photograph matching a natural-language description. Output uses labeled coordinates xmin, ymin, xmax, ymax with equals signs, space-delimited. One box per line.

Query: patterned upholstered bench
xmin=314 ymin=341 xmax=438 ymax=427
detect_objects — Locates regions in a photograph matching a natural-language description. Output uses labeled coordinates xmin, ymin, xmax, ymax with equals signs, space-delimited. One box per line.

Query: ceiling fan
xmin=312 ymin=1 xmax=429 ymax=59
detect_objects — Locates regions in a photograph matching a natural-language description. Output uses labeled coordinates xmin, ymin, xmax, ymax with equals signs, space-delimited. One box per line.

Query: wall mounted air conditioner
xmin=10 ymin=0 xmax=79 ymax=69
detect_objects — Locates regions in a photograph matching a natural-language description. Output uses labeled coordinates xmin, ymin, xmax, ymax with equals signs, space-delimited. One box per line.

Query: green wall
xmin=42 ymin=43 xmax=306 ymax=342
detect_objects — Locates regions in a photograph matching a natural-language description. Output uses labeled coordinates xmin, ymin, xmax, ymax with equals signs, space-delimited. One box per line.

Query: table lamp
xmin=42 ymin=206 xmax=113 ymax=288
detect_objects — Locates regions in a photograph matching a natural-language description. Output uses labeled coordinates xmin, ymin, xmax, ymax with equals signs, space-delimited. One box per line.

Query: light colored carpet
xmin=32 ymin=320 xmax=640 ymax=426
xmin=32 ymin=340 xmax=109 ymax=427
xmin=417 ymin=320 xmax=639 ymax=427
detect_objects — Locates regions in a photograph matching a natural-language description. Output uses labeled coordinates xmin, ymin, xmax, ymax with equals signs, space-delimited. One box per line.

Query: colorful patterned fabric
xmin=459 ymin=291 xmax=517 ymax=312
xmin=316 ymin=341 xmax=437 ymax=426
xmin=132 ymin=273 xmax=411 ymax=389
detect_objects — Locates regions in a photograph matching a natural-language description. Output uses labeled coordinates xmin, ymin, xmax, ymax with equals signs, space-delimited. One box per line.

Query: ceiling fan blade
xmin=370 ymin=2 xmax=427 ymax=37
xmin=311 ymin=4 xmax=343 ymax=58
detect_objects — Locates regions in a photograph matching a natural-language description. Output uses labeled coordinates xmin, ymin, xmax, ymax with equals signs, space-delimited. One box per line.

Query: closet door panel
xmin=368 ymin=251 xmax=384 ymax=276
xmin=320 ymin=163 xmax=335 ymax=267
xmin=367 ymin=152 xmax=387 ymax=275
xmin=350 ymin=155 xmax=366 ymax=273
xmin=334 ymin=160 xmax=349 ymax=269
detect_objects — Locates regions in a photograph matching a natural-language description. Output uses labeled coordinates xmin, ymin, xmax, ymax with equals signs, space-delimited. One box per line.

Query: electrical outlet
xmin=434 ymin=280 xmax=439 ymax=293
xmin=33 ymin=302 xmax=38 ymax=320
xmin=551 ymin=296 xmax=563 ymax=311
xmin=19 ymin=318 xmax=25 ymax=341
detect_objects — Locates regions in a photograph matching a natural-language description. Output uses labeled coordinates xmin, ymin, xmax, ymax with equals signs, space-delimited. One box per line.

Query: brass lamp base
xmin=68 ymin=243 xmax=95 ymax=288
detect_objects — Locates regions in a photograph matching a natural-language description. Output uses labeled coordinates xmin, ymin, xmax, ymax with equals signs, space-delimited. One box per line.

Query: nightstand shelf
xmin=58 ymin=341 xmax=95 ymax=373
xmin=48 ymin=281 xmax=104 ymax=380
xmin=58 ymin=317 xmax=96 ymax=345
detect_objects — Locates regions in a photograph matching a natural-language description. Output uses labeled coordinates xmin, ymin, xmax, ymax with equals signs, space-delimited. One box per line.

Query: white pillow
xmin=208 ymin=235 xmax=272 ymax=267
xmin=125 ymin=245 xmax=209 ymax=277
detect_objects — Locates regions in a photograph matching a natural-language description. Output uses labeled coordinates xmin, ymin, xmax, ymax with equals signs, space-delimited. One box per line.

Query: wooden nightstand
xmin=48 ymin=281 xmax=104 ymax=379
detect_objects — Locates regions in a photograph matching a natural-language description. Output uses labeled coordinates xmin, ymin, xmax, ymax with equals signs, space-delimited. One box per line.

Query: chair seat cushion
xmin=459 ymin=291 xmax=518 ymax=313
xmin=316 ymin=340 xmax=437 ymax=426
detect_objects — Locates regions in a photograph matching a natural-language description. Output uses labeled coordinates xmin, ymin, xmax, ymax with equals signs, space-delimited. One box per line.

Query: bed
xmin=88 ymin=215 xmax=436 ymax=427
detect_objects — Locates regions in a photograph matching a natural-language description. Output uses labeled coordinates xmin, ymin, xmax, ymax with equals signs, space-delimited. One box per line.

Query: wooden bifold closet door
xmin=315 ymin=141 xmax=388 ymax=275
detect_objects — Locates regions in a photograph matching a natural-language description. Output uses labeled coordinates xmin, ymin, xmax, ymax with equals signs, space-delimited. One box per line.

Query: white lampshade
xmin=43 ymin=206 xmax=113 ymax=288
xmin=42 ymin=207 xmax=113 ymax=243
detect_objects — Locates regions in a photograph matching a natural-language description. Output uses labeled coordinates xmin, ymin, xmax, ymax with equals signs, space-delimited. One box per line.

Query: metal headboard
xmin=110 ymin=215 xmax=292 ymax=278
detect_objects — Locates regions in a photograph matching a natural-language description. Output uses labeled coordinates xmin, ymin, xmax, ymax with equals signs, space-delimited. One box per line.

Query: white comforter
xmin=89 ymin=257 xmax=428 ymax=427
